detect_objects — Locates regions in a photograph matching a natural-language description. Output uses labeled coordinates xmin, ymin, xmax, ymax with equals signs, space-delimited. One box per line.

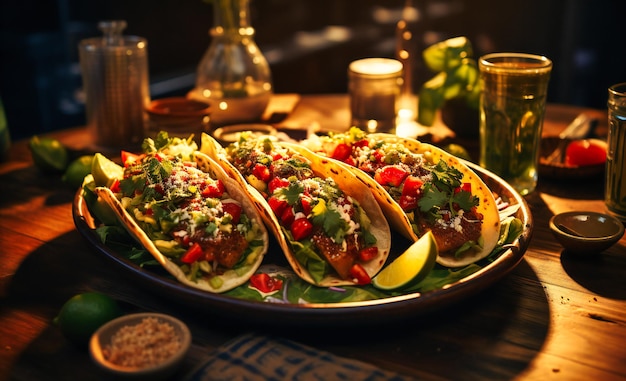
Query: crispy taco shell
xmin=200 ymin=133 xmax=391 ymax=287
xmin=95 ymin=152 xmax=269 ymax=293
xmin=307 ymin=132 xmax=501 ymax=268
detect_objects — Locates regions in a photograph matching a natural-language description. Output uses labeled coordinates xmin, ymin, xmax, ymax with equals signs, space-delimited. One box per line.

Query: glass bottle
xmin=188 ymin=0 xmax=272 ymax=127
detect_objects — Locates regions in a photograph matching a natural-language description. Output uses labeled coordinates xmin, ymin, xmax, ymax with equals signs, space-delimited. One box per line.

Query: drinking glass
xmin=606 ymin=83 xmax=626 ymax=221
xmin=478 ymin=53 xmax=552 ymax=196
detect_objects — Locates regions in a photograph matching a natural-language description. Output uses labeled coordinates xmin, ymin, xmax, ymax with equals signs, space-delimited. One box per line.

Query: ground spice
xmin=103 ymin=317 xmax=181 ymax=368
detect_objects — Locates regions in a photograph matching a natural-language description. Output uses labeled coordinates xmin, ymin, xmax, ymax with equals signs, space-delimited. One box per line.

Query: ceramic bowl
xmin=212 ymin=124 xmax=277 ymax=145
xmin=89 ymin=312 xmax=191 ymax=380
xmin=549 ymin=211 xmax=625 ymax=254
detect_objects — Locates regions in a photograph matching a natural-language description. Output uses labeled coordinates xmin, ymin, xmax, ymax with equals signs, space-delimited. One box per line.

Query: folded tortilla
xmin=95 ymin=151 xmax=269 ymax=293
xmin=303 ymin=131 xmax=501 ymax=268
xmin=200 ymin=133 xmax=391 ymax=287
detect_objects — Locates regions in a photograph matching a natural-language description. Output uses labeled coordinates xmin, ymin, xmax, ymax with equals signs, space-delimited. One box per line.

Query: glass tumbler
xmin=606 ymin=83 xmax=626 ymax=221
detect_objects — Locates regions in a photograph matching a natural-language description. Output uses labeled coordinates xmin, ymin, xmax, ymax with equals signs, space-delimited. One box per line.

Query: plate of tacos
xmin=73 ymin=131 xmax=532 ymax=327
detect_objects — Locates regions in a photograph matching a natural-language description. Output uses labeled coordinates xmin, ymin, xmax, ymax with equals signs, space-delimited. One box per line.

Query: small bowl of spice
xmin=89 ymin=312 xmax=191 ymax=380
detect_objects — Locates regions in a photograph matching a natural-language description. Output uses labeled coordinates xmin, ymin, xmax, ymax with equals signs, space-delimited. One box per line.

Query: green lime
xmin=29 ymin=136 xmax=69 ymax=173
xmin=91 ymin=153 xmax=123 ymax=188
xmin=54 ymin=292 xmax=121 ymax=346
xmin=442 ymin=143 xmax=472 ymax=162
xmin=62 ymin=155 xmax=94 ymax=189
xmin=372 ymin=231 xmax=438 ymax=291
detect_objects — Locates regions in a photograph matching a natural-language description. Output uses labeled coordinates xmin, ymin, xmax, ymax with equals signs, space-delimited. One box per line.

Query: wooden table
xmin=1 ymin=95 xmax=625 ymax=381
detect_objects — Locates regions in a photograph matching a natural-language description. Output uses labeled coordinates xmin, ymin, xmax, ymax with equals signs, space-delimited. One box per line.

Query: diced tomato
xmin=252 ymin=163 xmax=271 ymax=182
xmin=353 ymin=139 xmax=369 ymax=148
xmin=343 ymin=156 xmax=356 ymax=167
xmin=109 ymin=179 xmax=121 ymax=193
xmin=401 ymin=175 xmax=423 ymax=197
xmin=121 ymin=151 xmax=144 ymax=167
xmin=374 ymin=166 xmax=409 ymax=187
xmin=249 ymin=273 xmax=283 ymax=293
xmin=180 ymin=242 xmax=203 ymax=264
xmin=358 ymin=247 xmax=378 ymax=262
xmin=280 ymin=207 xmax=295 ymax=228
xmin=267 ymin=196 xmax=289 ymax=216
xmin=222 ymin=202 xmax=242 ymax=224
xmin=268 ymin=177 xmax=290 ymax=194
xmin=202 ymin=180 xmax=225 ymax=198
xmin=349 ymin=264 xmax=371 ymax=285
xmin=300 ymin=195 xmax=313 ymax=216
xmin=291 ymin=217 xmax=313 ymax=240
xmin=331 ymin=143 xmax=352 ymax=161
xmin=454 ymin=182 xmax=472 ymax=194
xmin=398 ymin=194 xmax=418 ymax=211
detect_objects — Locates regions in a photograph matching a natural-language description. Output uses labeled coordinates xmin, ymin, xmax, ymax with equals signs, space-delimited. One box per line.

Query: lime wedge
xmin=372 ymin=231 xmax=438 ymax=291
xmin=91 ymin=153 xmax=123 ymax=188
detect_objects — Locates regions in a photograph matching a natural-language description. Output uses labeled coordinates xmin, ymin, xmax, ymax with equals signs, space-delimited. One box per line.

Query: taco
xmin=303 ymin=127 xmax=501 ymax=268
xmin=95 ymin=134 xmax=269 ymax=293
xmin=200 ymin=132 xmax=391 ymax=287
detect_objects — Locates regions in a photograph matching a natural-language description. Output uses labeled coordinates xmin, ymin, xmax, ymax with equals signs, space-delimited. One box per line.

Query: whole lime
xmin=29 ymin=136 xmax=69 ymax=173
xmin=62 ymin=155 xmax=94 ymax=189
xmin=54 ymin=292 xmax=121 ymax=346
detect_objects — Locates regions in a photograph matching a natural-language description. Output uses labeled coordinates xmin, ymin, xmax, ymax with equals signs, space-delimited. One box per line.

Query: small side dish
xmin=549 ymin=211 xmax=624 ymax=254
xmin=90 ymin=313 xmax=191 ymax=379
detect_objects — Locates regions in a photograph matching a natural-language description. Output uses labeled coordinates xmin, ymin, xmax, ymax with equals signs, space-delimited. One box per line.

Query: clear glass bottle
xmin=188 ymin=0 xmax=272 ymax=127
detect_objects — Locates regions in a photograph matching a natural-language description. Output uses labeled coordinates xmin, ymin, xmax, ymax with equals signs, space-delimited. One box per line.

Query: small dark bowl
xmin=549 ymin=211 xmax=625 ymax=254
xmin=539 ymin=137 xmax=605 ymax=180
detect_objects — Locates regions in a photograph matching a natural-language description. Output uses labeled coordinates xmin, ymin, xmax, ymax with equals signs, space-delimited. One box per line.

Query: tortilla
xmin=95 ymin=151 xmax=269 ymax=293
xmin=200 ymin=133 xmax=391 ymax=287
xmin=303 ymin=130 xmax=501 ymax=268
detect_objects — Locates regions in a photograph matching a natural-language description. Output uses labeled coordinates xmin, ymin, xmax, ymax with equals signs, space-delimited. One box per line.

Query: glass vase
xmin=188 ymin=0 xmax=272 ymax=127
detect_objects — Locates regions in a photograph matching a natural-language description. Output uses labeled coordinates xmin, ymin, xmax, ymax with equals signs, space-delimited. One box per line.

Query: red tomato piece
xmin=454 ymin=182 xmax=472 ymax=194
xmin=202 ymin=180 xmax=225 ymax=198
xmin=268 ymin=177 xmax=290 ymax=194
xmin=353 ymin=139 xmax=369 ymax=148
xmin=401 ymin=175 xmax=423 ymax=197
xmin=398 ymin=194 xmax=418 ymax=211
xmin=374 ymin=166 xmax=409 ymax=187
xmin=331 ymin=143 xmax=352 ymax=161
xmin=109 ymin=179 xmax=121 ymax=193
xmin=300 ymin=195 xmax=313 ymax=216
xmin=180 ymin=242 xmax=203 ymax=264
xmin=291 ymin=217 xmax=313 ymax=240
xmin=349 ymin=264 xmax=371 ymax=285
xmin=565 ymin=139 xmax=607 ymax=166
xmin=121 ymin=151 xmax=144 ymax=167
xmin=252 ymin=163 xmax=271 ymax=182
xmin=358 ymin=247 xmax=378 ymax=262
xmin=268 ymin=196 xmax=289 ymax=216
xmin=249 ymin=273 xmax=283 ymax=293
xmin=281 ymin=207 xmax=296 ymax=228
xmin=222 ymin=202 xmax=242 ymax=224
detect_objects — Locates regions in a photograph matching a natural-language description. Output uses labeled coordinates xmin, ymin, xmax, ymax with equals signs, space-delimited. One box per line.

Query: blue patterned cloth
xmin=184 ymin=333 xmax=416 ymax=381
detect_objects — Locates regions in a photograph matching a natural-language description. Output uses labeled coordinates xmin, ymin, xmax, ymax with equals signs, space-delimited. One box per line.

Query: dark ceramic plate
xmin=539 ymin=137 xmax=605 ymax=180
xmin=73 ymin=162 xmax=532 ymax=327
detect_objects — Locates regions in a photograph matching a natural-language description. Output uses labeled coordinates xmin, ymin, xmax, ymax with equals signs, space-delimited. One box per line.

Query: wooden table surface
xmin=1 ymin=95 xmax=625 ymax=381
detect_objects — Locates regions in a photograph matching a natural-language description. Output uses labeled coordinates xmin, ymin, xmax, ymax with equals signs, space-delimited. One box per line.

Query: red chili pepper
xmin=358 ymin=247 xmax=378 ymax=262
xmin=290 ymin=217 xmax=313 ymax=240
xmin=349 ymin=264 xmax=371 ymax=285
xmin=222 ymin=202 xmax=242 ymax=224
xmin=180 ymin=242 xmax=203 ymax=264
xmin=331 ymin=143 xmax=352 ymax=161
xmin=249 ymin=273 xmax=283 ymax=293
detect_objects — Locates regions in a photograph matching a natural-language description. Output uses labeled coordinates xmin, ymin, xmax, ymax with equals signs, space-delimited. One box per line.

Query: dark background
xmin=1 ymin=0 xmax=624 ymax=140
